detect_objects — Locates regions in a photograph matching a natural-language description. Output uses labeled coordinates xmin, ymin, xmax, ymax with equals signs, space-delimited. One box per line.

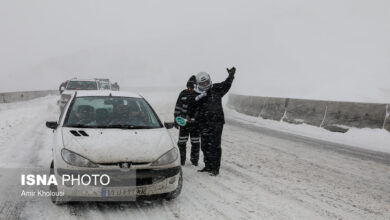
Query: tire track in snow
xmin=220 ymin=121 xmax=390 ymax=219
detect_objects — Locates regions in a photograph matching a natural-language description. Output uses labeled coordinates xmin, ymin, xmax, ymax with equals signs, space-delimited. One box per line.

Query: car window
xmin=99 ymin=82 xmax=111 ymax=90
xmin=63 ymin=96 xmax=162 ymax=129
xmin=66 ymin=81 xmax=98 ymax=90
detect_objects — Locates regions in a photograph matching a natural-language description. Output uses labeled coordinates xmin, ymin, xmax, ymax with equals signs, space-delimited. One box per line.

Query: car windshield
xmin=63 ymin=96 xmax=162 ymax=129
xmin=66 ymin=81 xmax=98 ymax=90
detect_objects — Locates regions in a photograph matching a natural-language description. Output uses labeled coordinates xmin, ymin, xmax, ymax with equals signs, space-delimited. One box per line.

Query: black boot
xmin=191 ymin=159 xmax=198 ymax=166
xmin=209 ymin=170 xmax=219 ymax=176
xmin=178 ymin=144 xmax=186 ymax=166
xmin=197 ymin=167 xmax=211 ymax=172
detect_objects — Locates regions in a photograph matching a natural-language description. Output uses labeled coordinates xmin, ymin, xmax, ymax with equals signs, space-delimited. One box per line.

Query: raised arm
xmin=216 ymin=67 xmax=236 ymax=97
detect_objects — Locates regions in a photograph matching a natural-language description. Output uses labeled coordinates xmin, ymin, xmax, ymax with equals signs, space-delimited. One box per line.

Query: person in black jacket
xmin=111 ymin=82 xmax=120 ymax=91
xmin=195 ymin=67 xmax=236 ymax=176
xmin=174 ymin=75 xmax=201 ymax=166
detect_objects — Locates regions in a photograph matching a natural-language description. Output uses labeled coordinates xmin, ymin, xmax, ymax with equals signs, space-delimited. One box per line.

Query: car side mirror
xmin=164 ymin=122 xmax=175 ymax=129
xmin=46 ymin=121 xmax=58 ymax=129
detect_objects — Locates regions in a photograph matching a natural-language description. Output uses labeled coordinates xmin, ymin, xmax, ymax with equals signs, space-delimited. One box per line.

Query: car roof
xmin=73 ymin=90 xmax=143 ymax=98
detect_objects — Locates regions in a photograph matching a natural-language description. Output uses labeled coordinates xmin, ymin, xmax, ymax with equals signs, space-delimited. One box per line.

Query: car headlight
xmin=152 ymin=148 xmax=178 ymax=166
xmin=61 ymin=149 xmax=98 ymax=167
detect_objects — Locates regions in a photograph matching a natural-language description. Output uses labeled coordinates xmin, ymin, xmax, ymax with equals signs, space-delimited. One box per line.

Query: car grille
xmin=98 ymin=162 xmax=150 ymax=166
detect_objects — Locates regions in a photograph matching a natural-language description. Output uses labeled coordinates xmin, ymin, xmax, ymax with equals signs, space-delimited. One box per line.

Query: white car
xmin=58 ymin=79 xmax=99 ymax=112
xmin=46 ymin=91 xmax=181 ymax=204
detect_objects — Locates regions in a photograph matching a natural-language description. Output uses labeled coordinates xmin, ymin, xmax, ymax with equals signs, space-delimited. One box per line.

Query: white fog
xmin=0 ymin=0 xmax=389 ymax=102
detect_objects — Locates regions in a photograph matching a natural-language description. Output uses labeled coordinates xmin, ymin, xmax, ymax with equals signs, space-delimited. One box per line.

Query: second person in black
xmin=174 ymin=75 xmax=201 ymax=166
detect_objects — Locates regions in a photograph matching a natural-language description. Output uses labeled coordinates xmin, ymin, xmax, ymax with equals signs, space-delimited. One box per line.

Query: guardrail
xmin=228 ymin=94 xmax=390 ymax=133
xmin=0 ymin=90 xmax=59 ymax=103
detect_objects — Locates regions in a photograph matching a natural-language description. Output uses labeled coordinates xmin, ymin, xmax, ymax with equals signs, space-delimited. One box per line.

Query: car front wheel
xmin=165 ymin=170 xmax=183 ymax=200
xmin=49 ymin=161 xmax=65 ymax=205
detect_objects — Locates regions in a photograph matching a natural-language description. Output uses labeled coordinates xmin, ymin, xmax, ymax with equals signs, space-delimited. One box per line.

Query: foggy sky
xmin=0 ymin=0 xmax=389 ymax=102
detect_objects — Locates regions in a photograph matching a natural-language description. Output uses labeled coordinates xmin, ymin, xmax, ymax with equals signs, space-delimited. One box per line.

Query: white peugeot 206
xmin=46 ymin=91 xmax=181 ymax=204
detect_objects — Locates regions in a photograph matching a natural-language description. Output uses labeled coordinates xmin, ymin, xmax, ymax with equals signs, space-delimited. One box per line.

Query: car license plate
xmin=101 ymin=188 xmax=146 ymax=197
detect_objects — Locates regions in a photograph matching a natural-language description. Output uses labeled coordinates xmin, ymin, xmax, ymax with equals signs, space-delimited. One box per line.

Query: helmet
xmin=186 ymin=75 xmax=196 ymax=89
xmin=196 ymin=72 xmax=212 ymax=92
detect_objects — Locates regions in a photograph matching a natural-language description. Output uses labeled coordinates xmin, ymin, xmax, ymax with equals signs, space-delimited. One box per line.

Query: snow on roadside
xmin=0 ymin=95 xmax=59 ymax=167
xmin=225 ymin=107 xmax=390 ymax=154
xmin=0 ymin=95 xmax=59 ymax=147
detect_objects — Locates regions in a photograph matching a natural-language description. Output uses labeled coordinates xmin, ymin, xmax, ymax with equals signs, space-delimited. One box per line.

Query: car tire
xmin=165 ymin=170 xmax=183 ymax=201
xmin=49 ymin=161 xmax=66 ymax=205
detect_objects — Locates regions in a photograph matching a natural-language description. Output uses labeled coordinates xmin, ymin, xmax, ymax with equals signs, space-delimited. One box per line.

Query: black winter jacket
xmin=195 ymin=76 xmax=234 ymax=125
xmin=174 ymin=90 xmax=199 ymax=119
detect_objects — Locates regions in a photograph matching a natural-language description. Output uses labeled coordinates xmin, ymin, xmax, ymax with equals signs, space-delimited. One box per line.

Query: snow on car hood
xmin=61 ymin=127 xmax=174 ymax=163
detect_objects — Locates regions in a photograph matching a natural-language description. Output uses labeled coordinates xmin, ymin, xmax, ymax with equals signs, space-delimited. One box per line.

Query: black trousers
xmin=177 ymin=124 xmax=200 ymax=165
xmin=200 ymin=122 xmax=224 ymax=171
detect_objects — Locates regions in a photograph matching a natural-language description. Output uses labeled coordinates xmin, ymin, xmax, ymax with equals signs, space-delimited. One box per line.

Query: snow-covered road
xmin=0 ymin=92 xmax=389 ymax=220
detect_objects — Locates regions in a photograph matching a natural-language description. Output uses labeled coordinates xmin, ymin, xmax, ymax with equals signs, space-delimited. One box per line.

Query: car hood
xmin=61 ymin=127 xmax=174 ymax=163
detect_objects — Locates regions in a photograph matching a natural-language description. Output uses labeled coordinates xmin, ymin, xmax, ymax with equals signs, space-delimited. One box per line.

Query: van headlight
xmin=61 ymin=149 xmax=98 ymax=167
xmin=152 ymin=148 xmax=178 ymax=166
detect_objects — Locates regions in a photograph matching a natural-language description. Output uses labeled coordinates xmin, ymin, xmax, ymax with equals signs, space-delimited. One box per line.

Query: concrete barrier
xmin=228 ymin=94 xmax=263 ymax=117
xmin=0 ymin=90 xmax=58 ymax=103
xmin=228 ymin=95 xmax=286 ymax=120
xmin=259 ymin=97 xmax=287 ymax=121
xmin=282 ymin=98 xmax=327 ymax=126
xmin=227 ymin=94 xmax=246 ymax=112
xmin=322 ymin=101 xmax=386 ymax=129
xmin=228 ymin=94 xmax=390 ymax=133
xmin=384 ymin=105 xmax=390 ymax=132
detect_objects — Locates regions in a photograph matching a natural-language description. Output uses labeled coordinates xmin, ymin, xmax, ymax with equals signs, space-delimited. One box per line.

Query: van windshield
xmin=63 ymin=96 xmax=162 ymax=129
